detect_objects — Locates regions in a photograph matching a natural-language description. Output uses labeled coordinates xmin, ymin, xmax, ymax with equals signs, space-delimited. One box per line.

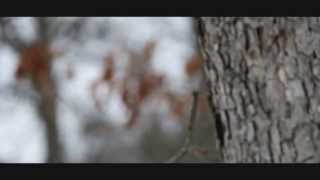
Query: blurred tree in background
xmin=0 ymin=17 xmax=219 ymax=163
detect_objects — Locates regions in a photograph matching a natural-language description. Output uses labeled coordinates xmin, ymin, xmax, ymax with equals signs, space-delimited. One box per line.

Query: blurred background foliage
xmin=0 ymin=17 xmax=219 ymax=163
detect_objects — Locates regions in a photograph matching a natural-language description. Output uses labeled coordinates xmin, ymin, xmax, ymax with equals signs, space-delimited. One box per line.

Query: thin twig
xmin=165 ymin=90 xmax=199 ymax=163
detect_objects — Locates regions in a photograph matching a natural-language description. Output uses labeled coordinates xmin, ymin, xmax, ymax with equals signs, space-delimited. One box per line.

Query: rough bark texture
xmin=196 ymin=17 xmax=320 ymax=163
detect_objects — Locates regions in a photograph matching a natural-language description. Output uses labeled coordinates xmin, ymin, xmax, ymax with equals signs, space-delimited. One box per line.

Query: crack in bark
xmin=241 ymin=71 xmax=254 ymax=106
xmin=217 ymin=48 xmax=227 ymax=68
xmin=267 ymin=129 xmax=275 ymax=163
xmin=279 ymin=141 xmax=285 ymax=163
xmin=215 ymin=112 xmax=225 ymax=149
xmin=276 ymin=120 xmax=283 ymax=162
xmin=198 ymin=17 xmax=320 ymax=163
xmin=207 ymin=91 xmax=225 ymax=159
xmin=300 ymin=155 xmax=314 ymax=163
xmin=254 ymin=81 xmax=272 ymax=119
xmin=301 ymin=80 xmax=311 ymax=113
xmin=256 ymin=26 xmax=264 ymax=56
xmin=308 ymin=60 xmax=319 ymax=94
xmin=244 ymin=25 xmax=250 ymax=52
xmin=224 ymin=110 xmax=232 ymax=141
xmin=251 ymin=120 xmax=259 ymax=144
xmin=239 ymin=92 xmax=248 ymax=117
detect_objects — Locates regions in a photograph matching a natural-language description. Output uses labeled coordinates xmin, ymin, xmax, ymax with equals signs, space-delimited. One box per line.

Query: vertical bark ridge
xmin=197 ymin=17 xmax=320 ymax=163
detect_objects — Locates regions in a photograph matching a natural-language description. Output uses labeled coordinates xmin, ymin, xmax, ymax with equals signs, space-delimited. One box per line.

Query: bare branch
xmin=165 ymin=91 xmax=199 ymax=163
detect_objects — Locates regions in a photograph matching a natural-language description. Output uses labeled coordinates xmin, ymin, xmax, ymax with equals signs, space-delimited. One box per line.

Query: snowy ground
xmin=0 ymin=17 xmax=195 ymax=162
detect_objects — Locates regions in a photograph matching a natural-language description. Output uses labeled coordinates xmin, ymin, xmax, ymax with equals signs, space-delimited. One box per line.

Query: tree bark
xmin=196 ymin=17 xmax=320 ymax=163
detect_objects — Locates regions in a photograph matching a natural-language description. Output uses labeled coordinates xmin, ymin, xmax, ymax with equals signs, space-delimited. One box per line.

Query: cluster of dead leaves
xmin=185 ymin=54 xmax=202 ymax=78
xmin=90 ymin=41 xmax=163 ymax=128
xmin=91 ymin=40 xmax=205 ymax=128
xmin=14 ymin=41 xmax=57 ymax=96
xmin=14 ymin=39 xmax=205 ymax=129
xmin=15 ymin=42 xmax=51 ymax=81
xmin=15 ymin=40 xmax=66 ymax=83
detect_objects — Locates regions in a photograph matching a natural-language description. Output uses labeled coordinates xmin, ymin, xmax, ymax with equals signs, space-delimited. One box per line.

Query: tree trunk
xmin=17 ymin=18 xmax=63 ymax=163
xmin=18 ymin=41 xmax=63 ymax=163
xmin=37 ymin=74 xmax=62 ymax=163
xmin=196 ymin=17 xmax=320 ymax=163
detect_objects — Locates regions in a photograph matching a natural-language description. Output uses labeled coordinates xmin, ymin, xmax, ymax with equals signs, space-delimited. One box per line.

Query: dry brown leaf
xmin=102 ymin=53 xmax=114 ymax=81
xmin=15 ymin=42 xmax=51 ymax=81
xmin=185 ymin=54 xmax=202 ymax=77
xmin=137 ymin=73 xmax=163 ymax=102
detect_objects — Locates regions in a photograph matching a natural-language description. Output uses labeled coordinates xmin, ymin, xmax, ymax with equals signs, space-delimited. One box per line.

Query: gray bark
xmin=196 ymin=17 xmax=320 ymax=163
